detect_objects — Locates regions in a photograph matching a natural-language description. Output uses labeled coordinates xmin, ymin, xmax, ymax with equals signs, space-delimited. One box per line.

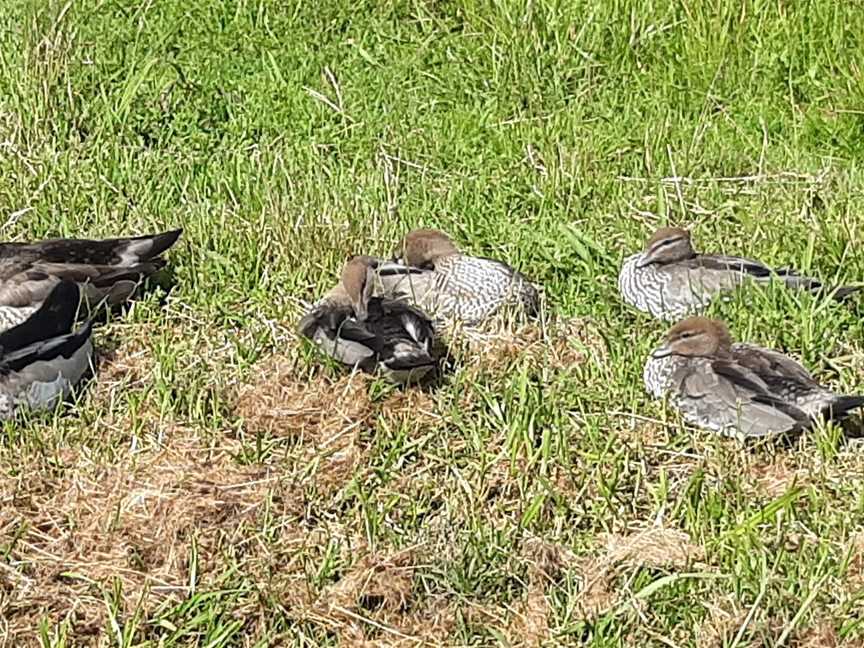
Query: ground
xmin=1 ymin=0 xmax=863 ymax=646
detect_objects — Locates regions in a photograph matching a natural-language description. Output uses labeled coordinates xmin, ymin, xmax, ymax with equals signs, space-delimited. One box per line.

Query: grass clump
xmin=1 ymin=0 xmax=864 ymax=645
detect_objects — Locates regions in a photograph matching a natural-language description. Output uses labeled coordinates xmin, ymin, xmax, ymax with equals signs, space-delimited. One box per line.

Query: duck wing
xmin=0 ymin=281 xmax=81 ymax=354
xmin=0 ymin=229 xmax=182 ymax=307
xmin=372 ymin=299 xmax=436 ymax=370
xmin=682 ymin=254 xmax=775 ymax=278
xmin=0 ymin=281 xmax=92 ymax=392
xmin=368 ymin=299 xmax=437 ymax=382
xmin=298 ymin=303 xmax=379 ymax=370
xmin=731 ymin=343 xmax=819 ymax=388
xmin=672 ymin=358 xmax=810 ymax=437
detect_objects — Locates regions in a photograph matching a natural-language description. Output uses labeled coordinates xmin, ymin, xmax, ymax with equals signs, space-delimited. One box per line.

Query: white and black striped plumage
xmin=0 ymin=281 xmax=93 ymax=419
xmin=378 ymin=229 xmax=540 ymax=327
xmin=644 ymin=317 xmax=864 ymax=438
xmin=298 ymin=256 xmax=438 ymax=385
xmin=0 ymin=228 xmax=182 ymax=331
xmin=619 ymin=227 xmax=861 ymax=321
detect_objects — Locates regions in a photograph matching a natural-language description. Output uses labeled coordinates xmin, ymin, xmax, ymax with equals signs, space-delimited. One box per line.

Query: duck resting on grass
xmin=298 ymin=256 xmax=439 ymax=385
xmin=377 ymin=228 xmax=541 ymax=328
xmin=619 ymin=227 xmax=862 ymax=321
xmin=0 ymin=280 xmax=94 ymax=420
xmin=0 ymin=228 xmax=183 ymax=331
xmin=644 ymin=316 xmax=864 ymax=439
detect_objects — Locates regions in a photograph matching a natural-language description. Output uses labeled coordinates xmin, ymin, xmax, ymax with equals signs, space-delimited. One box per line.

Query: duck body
xmin=0 ymin=229 xmax=182 ymax=331
xmin=0 ymin=281 xmax=93 ymax=419
xmin=644 ymin=317 xmax=864 ymax=438
xmin=381 ymin=229 xmax=540 ymax=328
xmin=378 ymin=254 xmax=539 ymax=326
xmin=299 ymin=257 xmax=438 ymax=385
xmin=619 ymin=227 xmax=860 ymax=321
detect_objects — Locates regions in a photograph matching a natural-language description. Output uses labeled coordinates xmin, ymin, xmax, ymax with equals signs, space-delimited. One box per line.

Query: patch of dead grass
xmin=573 ymin=524 xmax=706 ymax=622
xmin=0 ymin=434 xmax=277 ymax=642
xmin=600 ymin=525 xmax=705 ymax=569
xmin=747 ymin=456 xmax=807 ymax=498
xmin=795 ymin=622 xmax=841 ymax=647
xmin=377 ymin=388 xmax=442 ymax=430
xmin=847 ymin=532 xmax=864 ymax=592
xmin=235 ymin=356 xmax=374 ymax=440
xmin=289 ymin=547 xmax=458 ymax=646
xmin=695 ymin=597 xmax=747 ymax=648
xmin=505 ymin=579 xmax=551 ymax=648
xmin=234 ymin=358 xmax=379 ymax=498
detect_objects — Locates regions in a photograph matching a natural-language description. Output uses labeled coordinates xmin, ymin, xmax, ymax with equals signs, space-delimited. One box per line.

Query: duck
xmin=644 ymin=316 xmax=864 ymax=438
xmin=0 ymin=228 xmax=182 ymax=331
xmin=618 ymin=227 xmax=861 ymax=321
xmin=0 ymin=280 xmax=94 ymax=420
xmin=298 ymin=256 xmax=438 ymax=385
xmin=376 ymin=228 xmax=540 ymax=328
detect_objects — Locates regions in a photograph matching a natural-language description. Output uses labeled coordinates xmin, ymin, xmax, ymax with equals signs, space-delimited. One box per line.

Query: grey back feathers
xmin=380 ymin=229 xmax=540 ymax=327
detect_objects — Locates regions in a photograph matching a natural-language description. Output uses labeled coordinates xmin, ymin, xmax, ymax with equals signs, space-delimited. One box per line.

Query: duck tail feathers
xmin=821 ymin=395 xmax=864 ymax=420
xmin=830 ymin=284 xmax=863 ymax=302
xmin=776 ymin=269 xmax=863 ymax=302
xmin=384 ymin=344 xmax=436 ymax=372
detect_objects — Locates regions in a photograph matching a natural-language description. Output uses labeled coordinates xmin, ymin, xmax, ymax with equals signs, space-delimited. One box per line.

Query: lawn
xmin=1 ymin=0 xmax=864 ymax=645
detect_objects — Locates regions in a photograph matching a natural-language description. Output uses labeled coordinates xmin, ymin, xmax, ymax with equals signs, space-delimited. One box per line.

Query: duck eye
xmin=680 ymin=331 xmax=694 ymax=339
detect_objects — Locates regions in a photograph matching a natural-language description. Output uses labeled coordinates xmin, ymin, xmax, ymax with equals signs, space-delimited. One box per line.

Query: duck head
xmin=652 ymin=316 xmax=733 ymax=358
xmin=394 ymin=229 xmax=459 ymax=269
xmin=340 ymin=255 xmax=377 ymax=321
xmin=636 ymin=227 xmax=697 ymax=268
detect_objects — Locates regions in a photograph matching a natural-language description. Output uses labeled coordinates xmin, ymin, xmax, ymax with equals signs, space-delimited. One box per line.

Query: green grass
xmin=2 ymin=0 xmax=864 ymax=645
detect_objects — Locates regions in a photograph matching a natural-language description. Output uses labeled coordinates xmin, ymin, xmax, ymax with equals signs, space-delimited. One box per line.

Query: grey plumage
xmin=376 ymin=228 xmax=540 ymax=327
xmin=299 ymin=256 xmax=439 ymax=385
xmin=644 ymin=317 xmax=864 ymax=438
xmin=0 ymin=281 xmax=94 ymax=419
xmin=619 ymin=227 xmax=861 ymax=321
xmin=0 ymin=228 xmax=182 ymax=331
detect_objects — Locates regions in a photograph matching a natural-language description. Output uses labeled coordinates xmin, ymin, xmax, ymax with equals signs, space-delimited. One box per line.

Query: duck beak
xmin=652 ymin=343 xmax=673 ymax=358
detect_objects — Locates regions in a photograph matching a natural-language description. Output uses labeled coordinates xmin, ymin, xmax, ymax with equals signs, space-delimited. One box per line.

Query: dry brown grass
xmin=283 ymin=547 xmax=458 ymax=647
xmin=747 ymin=456 xmax=808 ymax=498
xmin=234 ymin=357 xmax=377 ymax=500
xmin=847 ymin=532 xmax=864 ymax=592
xmin=600 ymin=524 xmax=706 ymax=570
xmin=505 ymin=579 xmax=551 ymax=648
xmin=235 ymin=355 xmax=375 ymax=441
xmin=794 ymin=622 xmax=841 ymax=647
xmin=695 ymin=597 xmax=747 ymax=648
xmin=573 ymin=524 xmax=706 ymax=622
xmin=0 ymin=433 xmax=275 ymax=642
